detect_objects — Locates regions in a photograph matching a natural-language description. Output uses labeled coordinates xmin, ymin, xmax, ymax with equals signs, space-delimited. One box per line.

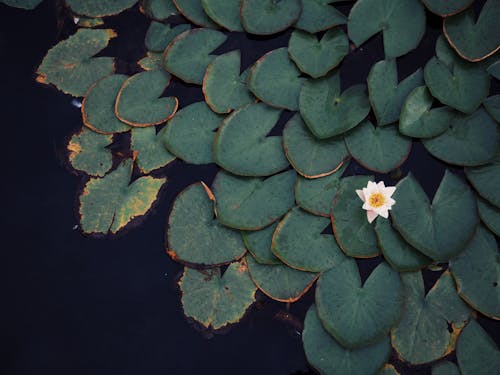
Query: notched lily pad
xmin=201 ymin=0 xmax=242 ymax=31
xmin=241 ymin=0 xmax=302 ymax=35
xmin=465 ymin=156 xmax=500 ymax=208
xmin=131 ymin=126 xmax=176 ymax=173
xmin=65 ymin=0 xmax=137 ymax=17
xmin=295 ymin=0 xmax=347 ymax=34
xmin=145 ymin=22 xmax=190 ymax=52
xmin=173 ymin=0 xmax=219 ymax=28
xmin=241 ymin=223 xmax=281 ymax=265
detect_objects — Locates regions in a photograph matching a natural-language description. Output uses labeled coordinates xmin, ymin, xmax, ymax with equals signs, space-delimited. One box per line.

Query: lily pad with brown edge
xmin=444 ymin=0 xmax=500 ymax=62
xmin=449 ymin=225 xmax=500 ymax=320
xmin=202 ymin=50 xmax=255 ymax=114
xmin=367 ymin=60 xmax=424 ymax=126
xmin=288 ymin=28 xmax=348 ymax=79
xmin=115 ymin=70 xmax=178 ymax=127
xmin=65 ymin=0 xmax=137 ymax=17
xmin=344 ymin=121 xmax=412 ymax=174
xmin=456 ymin=319 xmax=500 ymax=374
xmin=130 ymin=126 xmax=176 ymax=174
xmin=166 ymin=183 xmax=246 ymax=267
xmin=282 ymin=113 xmax=348 ymax=178
xmin=212 ymin=169 xmax=296 ymax=231
xmin=487 ymin=60 xmax=500 ymax=80
xmin=137 ymin=52 xmax=163 ymax=71
xmin=271 ymin=207 xmax=346 ymax=272
xmin=140 ymin=0 xmax=178 ymax=20
xmin=421 ymin=0 xmax=473 ymax=17
xmin=240 ymin=0 xmax=302 ymax=35
xmin=303 ymin=304 xmax=392 ymax=375
xmin=391 ymin=171 xmax=478 ymax=262
xmin=477 ymin=197 xmax=500 ymax=236
xmin=145 ymin=22 xmax=190 ymax=52
xmin=163 ymin=101 xmax=224 ymax=165
xmin=294 ymin=0 xmax=347 ymax=34
xmin=465 ymin=156 xmax=500 ymax=208
xmin=294 ymin=162 xmax=348 ymax=217
xmin=347 ymin=0 xmax=426 ymax=59
xmin=331 ymin=175 xmax=380 ymax=258
xmin=399 ymin=86 xmax=455 ymax=139
xmin=179 ymin=261 xmax=256 ymax=330
xmin=299 ymin=71 xmax=371 ymax=139
xmin=79 ymin=158 xmax=166 ymax=235
xmin=36 ymin=28 xmax=117 ymax=97
xmin=213 ymin=103 xmax=289 ymax=177
xmin=374 ymin=219 xmax=432 ymax=272
xmin=241 ymin=223 xmax=281 ymax=265
xmin=246 ymin=255 xmax=318 ymax=303
xmin=67 ymin=126 xmax=113 ymax=177
xmin=163 ymin=28 xmax=227 ymax=85
xmin=378 ymin=364 xmax=400 ymax=375
xmin=1 ymin=0 xmax=43 ymax=9
xmin=390 ymin=271 xmax=471 ymax=365
xmin=172 ymin=0 xmax=218 ymax=28
xmin=483 ymin=94 xmax=500 ymax=123
xmin=82 ymin=74 xmax=130 ymax=134
xmin=247 ymin=47 xmax=306 ymax=111
xmin=432 ymin=361 xmax=460 ymax=375
xmin=200 ymin=0 xmax=242 ymax=32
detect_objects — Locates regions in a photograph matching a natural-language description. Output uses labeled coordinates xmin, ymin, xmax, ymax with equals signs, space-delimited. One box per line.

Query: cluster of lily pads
xmin=6 ymin=0 xmax=500 ymax=373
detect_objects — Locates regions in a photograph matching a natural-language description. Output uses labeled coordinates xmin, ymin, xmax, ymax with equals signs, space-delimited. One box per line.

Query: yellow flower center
xmin=368 ymin=192 xmax=385 ymax=208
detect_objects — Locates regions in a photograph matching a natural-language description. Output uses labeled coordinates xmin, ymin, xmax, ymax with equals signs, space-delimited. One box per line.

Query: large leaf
xmin=140 ymin=0 xmax=178 ymax=20
xmin=131 ymin=126 xmax=176 ymax=173
xmin=201 ymin=0 xmax=242 ymax=31
xmin=173 ymin=0 xmax=218 ymax=28
xmin=241 ymin=0 xmax=302 ymax=35
xmin=65 ymin=0 xmax=137 ymax=17
xmin=144 ymin=22 xmax=190 ymax=52
xmin=67 ymin=127 xmax=113 ymax=177
xmin=477 ymin=197 xmax=500 ymax=236
xmin=295 ymin=0 xmax=346 ymax=34
xmin=465 ymin=156 xmax=500 ymax=208
xmin=241 ymin=223 xmax=281 ymax=265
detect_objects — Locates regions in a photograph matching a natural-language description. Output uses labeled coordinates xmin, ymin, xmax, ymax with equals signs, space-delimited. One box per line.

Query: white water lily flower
xmin=356 ymin=181 xmax=396 ymax=223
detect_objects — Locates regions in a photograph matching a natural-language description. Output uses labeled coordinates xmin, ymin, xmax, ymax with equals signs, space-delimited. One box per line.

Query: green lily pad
xmin=303 ymin=304 xmax=392 ymax=375
xmin=421 ymin=0 xmax=473 ymax=17
xmin=288 ymin=28 xmax=349 ymax=79
xmin=201 ymin=0 xmax=242 ymax=31
xmin=82 ymin=74 xmax=130 ymax=134
xmin=172 ymin=0 xmax=218 ymax=28
xmin=163 ymin=28 xmax=227 ymax=85
xmin=65 ymin=0 xmax=137 ymax=17
xmin=214 ymin=103 xmax=288 ymax=177
xmin=167 ymin=183 xmax=246 ymax=266
xmin=477 ymin=197 xmax=500 ymax=236
xmin=456 ymin=319 xmax=500 ymax=375
xmin=179 ymin=261 xmax=256 ymax=330
xmin=432 ymin=361 xmax=460 ymax=375
xmin=483 ymin=94 xmax=500 ymax=123
xmin=294 ymin=163 xmax=348 ymax=217
xmin=202 ymin=50 xmax=255 ymax=114
xmin=399 ymin=86 xmax=455 ymax=139
xmin=487 ymin=60 xmax=500 ymax=79
xmin=379 ymin=364 xmax=400 ymax=375
xmin=391 ymin=171 xmax=478 ymax=262
xmin=137 ymin=52 xmax=163 ymax=71
xmin=272 ymin=207 xmax=346 ymax=272
xmin=295 ymin=0 xmax=347 ymax=34
xmin=1 ymin=0 xmax=43 ymax=9
xmin=145 ymin=22 xmax=190 ymax=52
xmin=465 ymin=156 xmax=500 ymax=208
xmin=163 ymin=101 xmax=224 ymax=164
xmin=299 ymin=71 xmax=371 ymax=139
xmin=444 ymin=0 xmax=500 ymax=62
xmin=36 ymin=28 xmax=116 ymax=97
xmin=246 ymin=255 xmax=318 ymax=302
xmin=140 ymin=0 xmax=178 ymax=20
xmin=391 ymin=271 xmax=471 ymax=365
xmin=367 ymin=60 xmax=423 ymax=126
xmin=115 ymin=70 xmax=177 ymax=127
xmin=449 ymin=225 xmax=500 ymax=320
xmin=212 ymin=170 xmax=296 ymax=230
xmin=422 ymin=109 xmax=499 ymax=167
xmin=241 ymin=0 xmax=302 ymax=35
xmin=67 ymin=127 xmax=113 ymax=177
xmin=345 ymin=121 xmax=412 ymax=174
xmin=331 ymin=175 xmax=380 ymax=258
xmin=348 ymin=0 xmax=426 ymax=59
xmin=241 ymin=223 xmax=281 ymax=265
xmin=79 ymin=158 xmax=166 ymax=234
xmin=283 ymin=114 xmax=348 ymax=178
xmin=247 ymin=47 xmax=306 ymax=111
xmin=131 ymin=126 xmax=176 ymax=173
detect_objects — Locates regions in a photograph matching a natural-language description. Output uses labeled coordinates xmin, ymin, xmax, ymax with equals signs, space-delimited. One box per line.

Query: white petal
xmin=377 ymin=181 xmax=386 ymax=189
xmin=367 ymin=210 xmax=378 ymax=223
xmin=356 ymin=189 xmax=365 ymax=202
xmin=384 ymin=186 xmax=396 ymax=197
xmin=378 ymin=208 xmax=389 ymax=218
xmin=362 ymin=202 xmax=371 ymax=210
xmin=386 ymin=198 xmax=396 ymax=207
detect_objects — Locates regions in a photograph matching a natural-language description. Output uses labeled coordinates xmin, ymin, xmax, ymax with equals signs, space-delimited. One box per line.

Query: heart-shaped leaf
xmin=65 ymin=0 xmax=137 ymax=17
xmin=295 ymin=0 xmax=347 ymax=34
xmin=131 ymin=126 xmax=176 ymax=173
xmin=484 ymin=94 xmax=500 ymax=122
xmin=145 ymin=22 xmax=190 ymax=52
xmin=432 ymin=361 xmax=460 ymax=375
xmin=477 ymin=197 xmax=500 ymax=236
xmin=241 ymin=223 xmax=281 ymax=265
xmin=1 ymin=0 xmax=43 ymax=9
xmin=465 ymin=156 xmax=500 ymax=208
xmin=67 ymin=127 xmax=113 ymax=177
xmin=173 ymin=0 xmax=219 ymax=28
xmin=140 ymin=0 xmax=178 ymax=20
xmin=201 ymin=0 xmax=243 ymax=31
xmin=421 ymin=0 xmax=473 ymax=17
xmin=241 ymin=0 xmax=302 ymax=35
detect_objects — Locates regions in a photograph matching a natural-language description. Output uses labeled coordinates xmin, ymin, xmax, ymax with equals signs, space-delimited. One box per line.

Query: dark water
xmin=1 ymin=2 xmax=498 ymax=375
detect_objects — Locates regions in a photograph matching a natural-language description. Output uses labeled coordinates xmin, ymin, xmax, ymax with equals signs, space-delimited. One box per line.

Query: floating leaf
xmin=65 ymin=0 xmax=137 ymax=17
xmin=483 ymin=94 xmax=500 ymax=122
xmin=140 ymin=0 xmax=178 ymax=20
xmin=241 ymin=0 xmax=302 ymax=35
xmin=432 ymin=361 xmax=460 ymax=375
xmin=137 ymin=51 xmax=163 ymax=71
xmin=173 ymin=0 xmax=218 ymax=28
xmin=79 ymin=158 xmax=166 ymax=234
xmin=477 ymin=197 xmax=500 ymax=236
xmin=421 ymin=0 xmax=473 ymax=17
xmin=145 ymin=22 xmax=190 ymax=52
xmin=131 ymin=126 xmax=176 ymax=173
xmin=67 ymin=127 xmax=113 ymax=177
xmin=295 ymin=0 xmax=347 ymax=34
xmin=465 ymin=156 xmax=500 ymax=208
xmin=1 ymin=0 xmax=43 ymax=9
xmin=201 ymin=0 xmax=243 ymax=31
xmin=167 ymin=183 xmax=246 ymax=266
xmin=241 ymin=223 xmax=281 ymax=265
xmin=36 ymin=28 xmax=116 ymax=97
xmin=179 ymin=261 xmax=256 ymax=329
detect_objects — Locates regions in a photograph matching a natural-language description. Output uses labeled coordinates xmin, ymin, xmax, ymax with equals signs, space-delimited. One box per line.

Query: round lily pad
xmin=465 ymin=156 xmax=500 ymax=208
xmin=283 ymin=113 xmax=348 ymax=178
xmin=483 ymin=94 xmax=500 ymax=123
xmin=241 ymin=0 xmax=302 ymax=35
xmin=477 ymin=197 xmax=500 ymax=236
xmin=241 ymin=223 xmax=281 ymax=265
xmin=167 ymin=182 xmax=247 ymax=267
xmin=145 ymin=22 xmax=190 ymax=52
xmin=201 ymin=0 xmax=242 ymax=31
xmin=131 ymin=126 xmax=176 ymax=173
xmin=213 ymin=103 xmax=289 ymax=176
xmin=421 ymin=0 xmax=473 ymax=17
xmin=432 ymin=361 xmax=460 ymax=375
xmin=295 ymin=0 xmax=347 ymax=34
xmin=140 ymin=0 xmax=178 ymax=20
xmin=172 ymin=0 xmax=219 ymax=28
xmin=65 ymin=0 xmax=137 ymax=17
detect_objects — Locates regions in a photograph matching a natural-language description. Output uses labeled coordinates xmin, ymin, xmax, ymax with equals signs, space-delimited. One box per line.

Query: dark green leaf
xmin=241 ymin=0 xmax=302 ymax=35
xmin=432 ymin=361 xmax=460 ymax=375
xmin=145 ymin=22 xmax=190 ymax=52
xmin=173 ymin=0 xmax=219 ymax=28
xmin=241 ymin=223 xmax=281 ymax=265
xmin=131 ymin=126 xmax=176 ymax=173
xmin=483 ymin=94 xmax=500 ymax=122
xmin=477 ymin=197 xmax=500 ymax=236
xmin=140 ymin=0 xmax=178 ymax=20
xmin=295 ymin=0 xmax=347 ymax=34
xmin=65 ymin=0 xmax=137 ymax=17
xmin=201 ymin=0 xmax=243 ymax=31
xmin=421 ymin=0 xmax=473 ymax=17
xmin=465 ymin=156 xmax=500 ymax=208
xmin=1 ymin=0 xmax=44 ymax=9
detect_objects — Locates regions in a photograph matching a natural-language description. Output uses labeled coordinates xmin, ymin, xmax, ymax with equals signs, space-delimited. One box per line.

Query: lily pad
xmin=241 ymin=0 xmax=302 ymax=35
xmin=283 ymin=113 xmax=348 ymax=178
xmin=173 ymin=0 xmax=218 ymax=28
xmin=167 ymin=183 xmax=246 ymax=266
xmin=115 ymin=70 xmax=177 ymax=127
xmin=299 ymin=71 xmax=371 ymax=139
xmin=391 ymin=171 xmax=478 ymax=262
xmin=295 ymin=0 xmax=347 ymax=34
xmin=247 ymin=47 xmax=306 ymax=111
xmin=36 ymin=28 xmax=116 ymax=97
xmin=67 ymin=127 xmax=113 ymax=177
xmin=145 ymin=22 xmax=190 ymax=52
xmin=432 ymin=361 xmax=460 ymax=375
xmin=131 ymin=126 xmax=176 ymax=173
xmin=288 ymin=28 xmax=349 ymax=79
xmin=487 ymin=60 xmax=500 ymax=80
xmin=140 ymin=0 xmax=178 ymax=20
xmin=179 ymin=261 xmax=256 ymax=329
xmin=421 ymin=0 xmax=473 ymax=17
xmin=1 ymin=0 xmax=43 ymax=9
xmin=483 ymin=94 xmax=500 ymax=123
xmin=163 ymin=28 xmax=227 ymax=85
xmin=303 ymin=304 xmax=392 ymax=375
xmin=391 ymin=271 xmax=471 ymax=365
xmin=212 ymin=170 xmax=296 ymax=230
xmin=345 ymin=121 xmax=412 ymax=174
xmin=367 ymin=60 xmax=423 ymax=126
xmin=477 ymin=197 xmax=500 ymax=236
xmin=65 ymin=0 xmax=137 ymax=17
xmin=79 ymin=158 xmax=166 ymax=234
xmin=137 ymin=51 xmax=163 ymax=71
xmin=241 ymin=223 xmax=281 ymax=265
xmin=348 ymin=0 xmax=426 ymax=59
xmin=449 ymin=225 xmax=500 ymax=320
xmin=465 ymin=156 xmax=500 ymax=208
xmin=201 ymin=0 xmax=242 ymax=31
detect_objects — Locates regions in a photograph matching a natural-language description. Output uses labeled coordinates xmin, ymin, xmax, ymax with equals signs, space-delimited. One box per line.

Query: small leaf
xmin=295 ymin=0 xmax=347 ymax=34
xmin=241 ymin=0 xmax=302 ymax=35
xmin=241 ymin=223 xmax=281 ymax=265
xmin=201 ymin=0 xmax=243 ymax=31
xmin=145 ymin=22 xmax=190 ymax=52
xmin=131 ymin=126 xmax=176 ymax=173
xmin=65 ymin=0 xmax=137 ymax=17
xmin=172 ymin=0 xmax=219 ymax=28
xmin=140 ymin=0 xmax=178 ymax=20
xmin=465 ymin=156 xmax=500 ymax=208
